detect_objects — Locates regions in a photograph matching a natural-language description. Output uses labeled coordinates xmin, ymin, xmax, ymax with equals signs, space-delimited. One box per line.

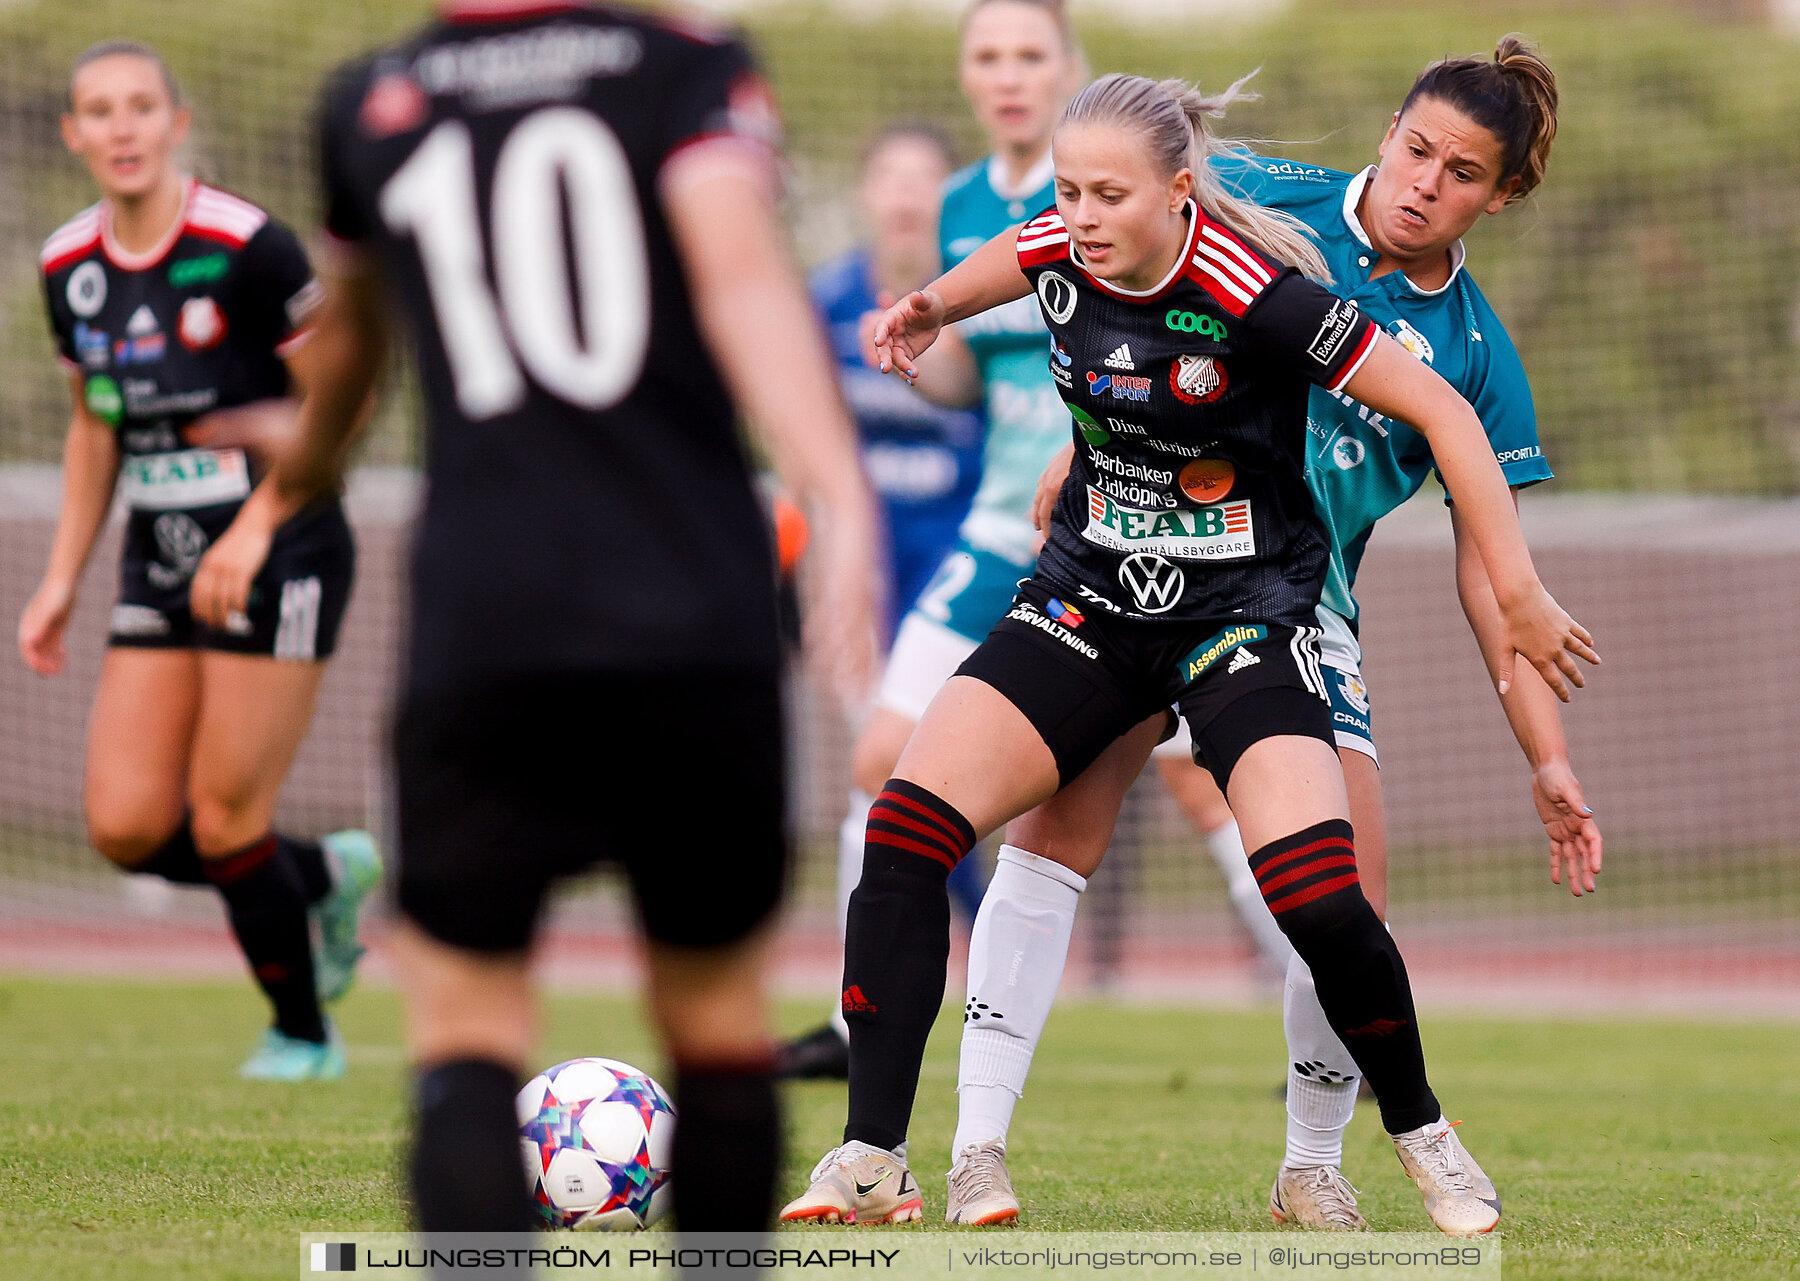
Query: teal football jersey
xmin=938 ymin=153 xmax=1066 ymax=565
xmin=1213 ymin=153 xmax=1553 ymax=621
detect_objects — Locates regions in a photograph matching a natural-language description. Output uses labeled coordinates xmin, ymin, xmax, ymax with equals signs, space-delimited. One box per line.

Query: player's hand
xmin=1532 ymin=758 xmax=1602 ymax=896
xmin=189 ymin=516 xmax=274 ymax=635
xmin=802 ymin=520 xmax=884 ymax=717
xmin=858 ymin=292 xmax=899 ymax=370
xmin=18 ymin=578 xmax=76 ymax=675
xmin=872 ymin=290 xmax=947 ymax=384
xmin=184 ymin=398 xmax=300 ymax=464
xmin=1496 ymin=584 xmax=1599 ymax=702
xmin=1031 ymin=443 xmax=1075 ymax=539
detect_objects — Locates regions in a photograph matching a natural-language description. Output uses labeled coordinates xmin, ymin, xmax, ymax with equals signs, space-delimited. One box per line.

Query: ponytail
xmin=1401 ymin=33 xmax=1559 ymax=203
xmin=1061 ymin=72 xmax=1331 ymax=283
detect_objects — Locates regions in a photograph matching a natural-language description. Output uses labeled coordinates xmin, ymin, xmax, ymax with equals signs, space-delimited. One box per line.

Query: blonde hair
xmin=1059 ymin=73 xmax=1331 ymax=283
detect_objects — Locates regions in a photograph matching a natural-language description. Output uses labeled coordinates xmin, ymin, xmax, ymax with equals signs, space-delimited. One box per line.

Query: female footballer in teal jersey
xmin=943 ymin=38 xmax=1605 ymax=1233
xmin=779 ymin=0 xmax=1086 ymax=1079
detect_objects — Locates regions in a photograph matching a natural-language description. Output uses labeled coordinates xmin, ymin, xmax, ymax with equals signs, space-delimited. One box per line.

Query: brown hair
xmin=1060 ymin=72 xmax=1332 ymax=283
xmin=1398 ymin=34 xmax=1558 ymax=203
xmin=69 ymin=39 xmax=182 ymax=110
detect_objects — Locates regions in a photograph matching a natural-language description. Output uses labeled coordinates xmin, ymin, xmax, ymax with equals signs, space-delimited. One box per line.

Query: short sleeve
xmin=316 ymin=62 xmax=377 ymax=247
xmin=1468 ymin=325 xmax=1552 ymax=490
xmin=656 ymin=36 xmax=779 ymax=174
xmin=1241 ymin=270 xmax=1379 ymax=393
xmin=40 ymin=271 xmax=77 ymax=370
xmin=236 ymin=220 xmax=321 ymax=355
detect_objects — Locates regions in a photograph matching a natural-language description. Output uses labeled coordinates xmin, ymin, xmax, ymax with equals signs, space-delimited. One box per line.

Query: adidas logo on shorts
xmin=1103 ymin=343 xmax=1135 ymax=370
xmin=1226 ymin=648 xmax=1260 ymax=674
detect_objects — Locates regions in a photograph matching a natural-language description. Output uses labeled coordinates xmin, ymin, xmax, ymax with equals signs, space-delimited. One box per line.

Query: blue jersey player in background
xmin=778 ymin=0 xmax=1085 ymax=1081
xmin=811 ymin=125 xmax=983 ymax=641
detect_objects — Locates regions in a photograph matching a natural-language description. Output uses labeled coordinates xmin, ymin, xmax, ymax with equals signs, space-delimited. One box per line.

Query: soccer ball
xmin=517 ymin=1057 xmax=675 ymax=1230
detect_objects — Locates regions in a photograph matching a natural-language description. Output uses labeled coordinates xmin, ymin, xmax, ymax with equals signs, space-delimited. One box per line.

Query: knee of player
xmin=86 ymin=816 xmax=178 ymax=866
xmin=186 ymin=791 xmax=267 ymax=853
xmin=851 ymin=732 xmax=904 ymax=798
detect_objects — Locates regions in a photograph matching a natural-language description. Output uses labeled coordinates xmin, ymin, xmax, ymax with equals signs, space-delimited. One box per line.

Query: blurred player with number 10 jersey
xmin=287 ymin=0 xmax=879 ymax=1241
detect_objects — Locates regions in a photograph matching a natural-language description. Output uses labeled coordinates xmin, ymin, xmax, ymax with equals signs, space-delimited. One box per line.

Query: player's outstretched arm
xmin=19 ymin=371 xmax=121 ymax=675
xmin=1341 ymin=333 xmax=1599 ymax=701
xmin=1450 ymin=498 xmax=1603 ymax=895
xmin=872 ymin=227 xmax=1031 ymax=382
xmin=662 ymin=142 xmax=882 ymax=709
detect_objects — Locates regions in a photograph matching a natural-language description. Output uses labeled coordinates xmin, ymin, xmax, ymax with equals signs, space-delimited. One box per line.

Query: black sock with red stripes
xmin=842 ymin=778 xmax=977 ymax=1153
xmin=1249 ymin=819 xmax=1439 ymax=1134
xmin=203 ymin=834 xmax=326 ymax=1044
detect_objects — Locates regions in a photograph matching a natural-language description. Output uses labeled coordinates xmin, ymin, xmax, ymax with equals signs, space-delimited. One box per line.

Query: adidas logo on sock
xmin=1103 ymin=343 xmax=1135 ymax=370
xmin=841 ymin=984 xmax=878 ymax=1014
xmin=1226 ymin=648 xmax=1260 ymax=673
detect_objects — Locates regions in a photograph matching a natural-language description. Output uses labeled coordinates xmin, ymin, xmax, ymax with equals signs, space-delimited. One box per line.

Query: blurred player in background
xmin=781 ymin=124 xmax=986 ymax=1080
xmin=20 ymin=41 xmax=379 ymax=1083
xmin=785 ymin=70 xmax=1596 ymax=1237
xmin=285 ymin=0 xmax=878 ymax=1241
xmin=945 ymin=39 xmax=1603 ymax=1232
xmin=779 ymin=0 xmax=1084 ymax=1083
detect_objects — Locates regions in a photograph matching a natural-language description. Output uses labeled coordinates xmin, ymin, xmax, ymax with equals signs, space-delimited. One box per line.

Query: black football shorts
xmin=955 ymin=577 xmax=1334 ymax=790
xmin=394 ymin=669 xmax=790 ymax=954
xmin=109 ymin=499 xmax=354 ymax=660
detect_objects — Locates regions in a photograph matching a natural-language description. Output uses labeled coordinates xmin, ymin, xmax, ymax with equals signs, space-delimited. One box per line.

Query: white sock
xmin=952 ymin=844 xmax=1086 ymax=1155
xmin=1282 ymin=950 xmax=1359 ymax=1169
xmin=1207 ymin=819 xmax=1297 ymax=973
xmin=830 ymin=789 xmax=873 ymax=1040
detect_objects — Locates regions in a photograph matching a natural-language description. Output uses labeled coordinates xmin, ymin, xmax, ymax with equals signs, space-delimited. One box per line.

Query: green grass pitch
xmin=0 ymin=976 xmax=1794 ymax=1280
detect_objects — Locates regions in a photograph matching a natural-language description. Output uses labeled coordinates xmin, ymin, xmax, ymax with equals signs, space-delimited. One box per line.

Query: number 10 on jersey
xmin=380 ymin=108 xmax=651 ymax=420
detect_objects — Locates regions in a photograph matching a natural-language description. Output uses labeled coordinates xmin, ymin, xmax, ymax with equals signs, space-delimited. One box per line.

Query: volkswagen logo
xmin=1036 ymin=270 xmax=1078 ymax=325
xmin=1117 ymin=552 xmax=1185 ymax=614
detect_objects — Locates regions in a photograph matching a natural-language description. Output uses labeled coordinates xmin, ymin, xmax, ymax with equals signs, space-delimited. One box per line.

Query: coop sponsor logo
xmin=1165 ymin=309 xmax=1228 ymax=340
xmin=1082 ymin=487 xmax=1256 ymax=560
xmin=1178 ymin=624 xmax=1268 ymax=683
xmin=168 ymin=253 xmax=230 ymax=288
xmin=1006 ymin=598 xmax=1100 ymax=658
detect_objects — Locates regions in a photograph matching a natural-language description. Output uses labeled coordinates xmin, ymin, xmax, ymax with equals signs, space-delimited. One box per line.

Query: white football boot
xmin=780 ymin=1141 xmax=923 ymax=1224
xmin=945 ymin=1140 xmax=1020 ymax=1226
xmin=1391 ymin=1119 xmax=1501 ymax=1237
xmin=1269 ymin=1164 xmax=1369 ymax=1230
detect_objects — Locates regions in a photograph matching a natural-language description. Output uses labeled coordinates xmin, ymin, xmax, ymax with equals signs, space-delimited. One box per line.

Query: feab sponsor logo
xmin=1081 ymin=487 xmax=1256 ymax=560
xmin=1086 ymin=371 xmax=1152 ymax=402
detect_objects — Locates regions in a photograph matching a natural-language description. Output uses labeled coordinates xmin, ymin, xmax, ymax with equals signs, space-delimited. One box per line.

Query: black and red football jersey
xmin=39 ymin=181 xmax=316 ymax=514
xmin=1015 ymin=203 xmax=1378 ymax=626
xmin=316 ymin=1 xmax=787 ymax=692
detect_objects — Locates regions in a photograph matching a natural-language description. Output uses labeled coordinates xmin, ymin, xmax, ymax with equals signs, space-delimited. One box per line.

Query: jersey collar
xmin=99 ymin=176 xmax=194 ymax=272
xmin=986 ymin=149 xmax=1055 ymax=204
xmin=1069 ymin=199 xmax=1199 ymax=301
xmin=1342 ymin=165 xmax=1468 ymax=297
xmin=441 ymin=1 xmax=589 ymax=20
